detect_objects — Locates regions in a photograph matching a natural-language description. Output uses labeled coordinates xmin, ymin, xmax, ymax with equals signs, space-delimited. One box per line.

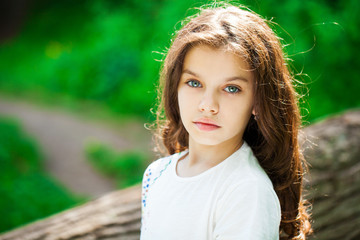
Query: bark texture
xmin=0 ymin=185 xmax=142 ymax=240
xmin=1 ymin=109 xmax=359 ymax=240
xmin=302 ymin=110 xmax=360 ymax=240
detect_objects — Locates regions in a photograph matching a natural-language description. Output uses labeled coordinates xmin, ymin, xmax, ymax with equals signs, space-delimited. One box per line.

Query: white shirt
xmin=141 ymin=142 xmax=281 ymax=239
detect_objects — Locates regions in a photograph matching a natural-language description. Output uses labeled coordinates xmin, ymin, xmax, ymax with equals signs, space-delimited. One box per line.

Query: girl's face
xmin=177 ymin=45 xmax=255 ymax=149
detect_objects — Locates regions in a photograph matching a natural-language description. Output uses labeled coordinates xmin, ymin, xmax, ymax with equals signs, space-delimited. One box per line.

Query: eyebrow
xmin=182 ymin=69 xmax=249 ymax=83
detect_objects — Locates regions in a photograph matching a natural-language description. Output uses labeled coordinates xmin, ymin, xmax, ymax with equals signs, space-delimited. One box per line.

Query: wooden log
xmin=1 ymin=109 xmax=359 ymax=240
xmin=0 ymin=185 xmax=142 ymax=240
xmin=302 ymin=110 xmax=360 ymax=240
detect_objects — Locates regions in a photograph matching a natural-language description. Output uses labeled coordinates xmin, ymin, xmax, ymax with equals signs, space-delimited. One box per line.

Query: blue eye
xmin=187 ymin=80 xmax=202 ymax=88
xmin=224 ymin=86 xmax=240 ymax=93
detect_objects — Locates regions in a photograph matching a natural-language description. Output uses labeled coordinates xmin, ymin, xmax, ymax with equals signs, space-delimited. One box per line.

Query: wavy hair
xmin=153 ymin=3 xmax=312 ymax=239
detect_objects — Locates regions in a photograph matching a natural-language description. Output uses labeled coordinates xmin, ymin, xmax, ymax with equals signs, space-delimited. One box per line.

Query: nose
xmin=198 ymin=92 xmax=219 ymax=114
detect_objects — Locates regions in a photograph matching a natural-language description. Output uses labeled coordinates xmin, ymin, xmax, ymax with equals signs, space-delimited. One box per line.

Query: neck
xmin=187 ymin=137 xmax=244 ymax=168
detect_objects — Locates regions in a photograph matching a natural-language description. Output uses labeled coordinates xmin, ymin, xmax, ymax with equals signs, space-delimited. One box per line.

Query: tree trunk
xmin=1 ymin=109 xmax=359 ymax=240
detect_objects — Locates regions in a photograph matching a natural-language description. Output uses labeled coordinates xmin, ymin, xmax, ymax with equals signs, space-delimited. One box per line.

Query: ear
xmin=252 ymin=108 xmax=256 ymax=116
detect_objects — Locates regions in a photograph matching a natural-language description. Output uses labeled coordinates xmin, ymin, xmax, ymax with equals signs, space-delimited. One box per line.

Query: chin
xmin=191 ymin=135 xmax=224 ymax=146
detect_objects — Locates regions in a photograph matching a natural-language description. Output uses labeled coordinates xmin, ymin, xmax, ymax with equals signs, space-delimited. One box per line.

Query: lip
xmin=193 ymin=118 xmax=221 ymax=131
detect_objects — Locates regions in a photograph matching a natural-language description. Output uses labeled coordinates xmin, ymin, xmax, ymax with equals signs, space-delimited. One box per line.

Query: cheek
xmin=178 ymin=88 xmax=198 ymax=112
xmin=177 ymin=89 xmax=186 ymax=111
xmin=221 ymin=97 xmax=253 ymax=126
xmin=177 ymin=89 xmax=190 ymax=120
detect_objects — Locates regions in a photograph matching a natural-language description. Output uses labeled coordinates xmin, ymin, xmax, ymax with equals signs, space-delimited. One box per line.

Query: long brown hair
xmin=153 ymin=3 xmax=312 ymax=239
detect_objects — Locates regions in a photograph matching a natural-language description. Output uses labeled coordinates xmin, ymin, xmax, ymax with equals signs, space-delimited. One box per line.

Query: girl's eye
xmin=224 ymin=85 xmax=240 ymax=93
xmin=186 ymin=80 xmax=202 ymax=88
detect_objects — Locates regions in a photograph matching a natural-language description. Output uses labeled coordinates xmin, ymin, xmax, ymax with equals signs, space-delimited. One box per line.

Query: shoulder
xmin=214 ymin=179 xmax=281 ymax=239
xmin=141 ymin=153 xmax=176 ymax=209
xmin=142 ymin=155 xmax=170 ymax=186
xmin=219 ymin=178 xmax=280 ymax=214
xmin=215 ymin=143 xmax=281 ymax=224
xmin=142 ymin=151 xmax=187 ymax=186
xmin=222 ymin=143 xmax=274 ymax=190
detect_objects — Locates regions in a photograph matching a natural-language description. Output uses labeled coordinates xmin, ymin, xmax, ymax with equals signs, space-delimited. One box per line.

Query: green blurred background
xmin=0 ymin=0 xmax=359 ymax=234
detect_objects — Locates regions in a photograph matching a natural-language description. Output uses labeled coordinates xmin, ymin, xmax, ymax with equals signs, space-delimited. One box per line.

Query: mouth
xmin=193 ymin=119 xmax=221 ymax=131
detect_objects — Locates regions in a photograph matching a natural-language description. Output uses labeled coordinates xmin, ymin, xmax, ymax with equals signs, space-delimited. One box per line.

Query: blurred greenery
xmin=85 ymin=141 xmax=147 ymax=188
xmin=0 ymin=116 xmax=84 ymax=233
xmin=0 ymin=0 xmax=358 ymax=123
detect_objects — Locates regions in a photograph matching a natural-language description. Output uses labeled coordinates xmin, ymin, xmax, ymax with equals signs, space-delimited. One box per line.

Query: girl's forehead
xmin=182 ymin=45 xmax=253 ymax=81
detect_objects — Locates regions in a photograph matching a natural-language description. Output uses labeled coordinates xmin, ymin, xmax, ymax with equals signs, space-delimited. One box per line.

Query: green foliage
xmin=0 ymin=117 xmax=84 ymax=233
xmin=85 ymin=142 xmax=147 ymax=188
xmin=0 ymin=0 xmax=359 ymax=122
xmin=243 ymin=0 xmax=360 ymax=122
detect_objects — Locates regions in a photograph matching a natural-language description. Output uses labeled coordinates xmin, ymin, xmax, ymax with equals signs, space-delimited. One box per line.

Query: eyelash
xmin=185 ymin=80 xmax=241 ymax=94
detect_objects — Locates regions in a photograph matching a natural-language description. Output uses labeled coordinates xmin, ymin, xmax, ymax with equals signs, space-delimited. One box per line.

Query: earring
xmin=254 ymin=114 xmax=258 ymax=121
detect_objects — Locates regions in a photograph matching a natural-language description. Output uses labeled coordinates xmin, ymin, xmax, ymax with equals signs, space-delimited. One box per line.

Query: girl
xmin=141 ymin=3 xmax=312 ymax=240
